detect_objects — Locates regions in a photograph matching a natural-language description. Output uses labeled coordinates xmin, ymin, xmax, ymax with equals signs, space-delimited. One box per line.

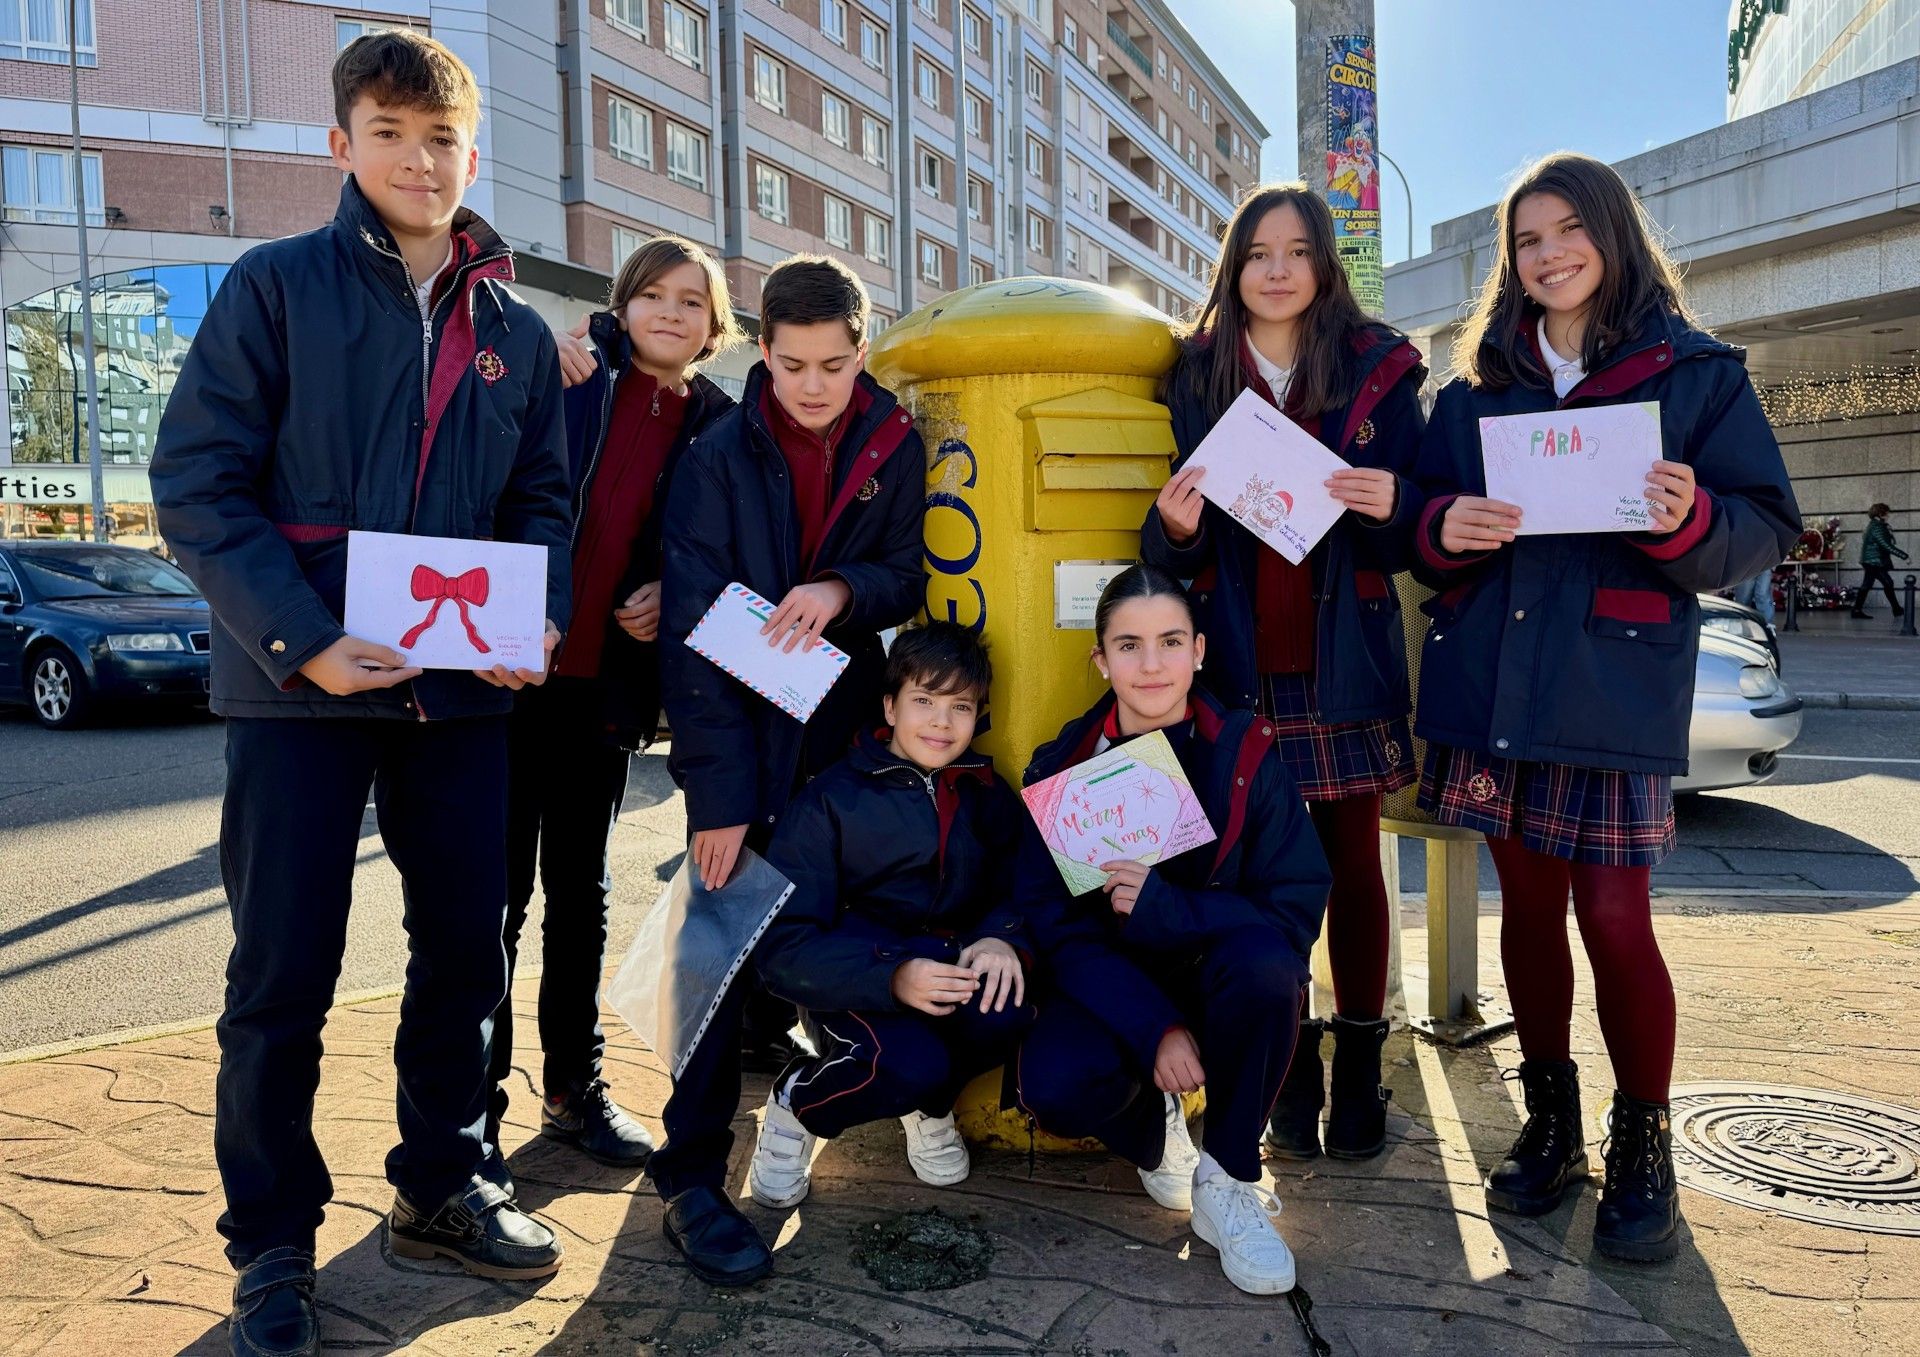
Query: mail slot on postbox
xmin=1023 ymin=388 xmax=1178 ymax=533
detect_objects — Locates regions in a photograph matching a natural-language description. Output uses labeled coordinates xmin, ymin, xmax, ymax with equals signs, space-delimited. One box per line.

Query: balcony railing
xmin=1105 ymin=16 xmax=1151 ymax=78
xmin=1215 ymin=130 xmax=1231 ymax=157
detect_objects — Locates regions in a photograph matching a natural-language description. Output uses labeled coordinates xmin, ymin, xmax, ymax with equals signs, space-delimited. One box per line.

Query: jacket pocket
xmin=1588 ymin=587 xmax=1685 ymax=645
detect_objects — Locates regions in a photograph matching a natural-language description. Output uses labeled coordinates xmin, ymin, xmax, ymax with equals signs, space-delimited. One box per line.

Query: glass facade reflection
xmin=1729 ymin=0 xmax=1920 ymax=119
xmin=4 ymin=263 xmax=228 ymax=469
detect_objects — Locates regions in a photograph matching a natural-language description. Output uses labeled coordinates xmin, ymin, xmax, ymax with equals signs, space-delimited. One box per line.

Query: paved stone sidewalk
xmin=4 ymin=892 xmax=1918 ymax=1356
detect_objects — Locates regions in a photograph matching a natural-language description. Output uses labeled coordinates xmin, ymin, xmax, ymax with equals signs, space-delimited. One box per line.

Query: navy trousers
xmin=213 ymin=715 xmax=509 ymax=1269
xmin=489 ymin=681 xmax=630 ymax=1134
xmin=1016 ymin=924 xmax=1306 ymax=1183
xmin=788 ymin=998 xmax=1033 ymax=1138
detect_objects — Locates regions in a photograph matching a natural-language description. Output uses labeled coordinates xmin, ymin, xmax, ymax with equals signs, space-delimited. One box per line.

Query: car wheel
xmin=28 ymin=646 xmax=92 ymax=730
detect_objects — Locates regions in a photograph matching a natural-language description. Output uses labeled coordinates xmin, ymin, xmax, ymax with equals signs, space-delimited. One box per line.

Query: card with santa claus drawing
xmin=1183 ymin=388 xmax=1352 ymax=566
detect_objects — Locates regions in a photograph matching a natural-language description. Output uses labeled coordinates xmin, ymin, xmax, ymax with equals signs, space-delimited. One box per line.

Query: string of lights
xmin=1754 ymin=361 xmax=1920 ymax=427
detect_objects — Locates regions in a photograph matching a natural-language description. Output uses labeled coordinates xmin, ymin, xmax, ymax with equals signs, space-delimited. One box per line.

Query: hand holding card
xmin=1185 ymin=388 xmax=1352 ymax=565
xmin=1021 ymin=729 xmax=1216 ymax=895
xmin=686 ymin=582 xmax=851 ymax=722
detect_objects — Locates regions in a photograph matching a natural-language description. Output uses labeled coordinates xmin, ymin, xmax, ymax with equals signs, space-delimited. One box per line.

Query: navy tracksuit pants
xmin=213 ymin=715 xmax=510 ymax=1268
xmin=1016 ymin=925 xmax=1306 ymax=1183
xmin=488 ymin=680 xmax=630 ymax=1135
xmin=787 ymin=998 xmax=1033 ymax=1138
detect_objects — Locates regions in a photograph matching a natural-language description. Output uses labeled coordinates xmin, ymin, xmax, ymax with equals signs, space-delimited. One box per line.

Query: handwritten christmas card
xmin=1186 ymin=387 xmax=1352 ymax=565
xmin=685 ymin=582 xmax=851 ymax=723
xmin=344 ymin=530 xmax=548 ymax=672
xmin=1021 ymin=728 xmax=1217 ymax=895
xmin=1478 ymin=401 xmax=1663 ymax=535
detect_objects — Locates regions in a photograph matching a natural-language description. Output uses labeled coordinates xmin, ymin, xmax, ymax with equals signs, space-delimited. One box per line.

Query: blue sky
xmin=1175 ymin=1 xmax=1733 ymax=263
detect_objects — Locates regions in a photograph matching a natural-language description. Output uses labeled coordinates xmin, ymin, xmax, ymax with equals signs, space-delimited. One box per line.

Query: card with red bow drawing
xmin=343 ymin=530 xmax=550 ymax=672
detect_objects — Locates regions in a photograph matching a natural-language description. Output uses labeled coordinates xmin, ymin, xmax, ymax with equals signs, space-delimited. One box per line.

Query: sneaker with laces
xmin=1189 ymin=1172 xmax=1296 ymax=1295
xmin=1139 ymin=1094 xmax=1201 ymax=1211
xmin=900 ymin=1110 xmax=971 ymax=1186
xmin=748 ymin=1091 xmax=817 ymax=1208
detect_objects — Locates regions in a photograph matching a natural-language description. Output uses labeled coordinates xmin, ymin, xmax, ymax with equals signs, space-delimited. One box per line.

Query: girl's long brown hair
xmin=608 ymin=234 xmax=744 ymax=365
xmin=1453 ymin=152 xmax=1693 ymax=390
xmin=1175 ymin=183 xmax=1381 ymax=420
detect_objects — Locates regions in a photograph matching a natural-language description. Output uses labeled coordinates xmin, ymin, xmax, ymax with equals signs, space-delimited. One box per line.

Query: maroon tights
xmin=1308 ymin=794 xmax=1391 ymax=1021
xmin=1484 ymin=835 xmax=1676 ymax=1102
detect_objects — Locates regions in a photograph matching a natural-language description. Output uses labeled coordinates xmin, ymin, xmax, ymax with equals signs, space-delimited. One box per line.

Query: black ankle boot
xmin=1484 ymin=1059 xmax=1589 ymax=1215
xmin=1263 ymin=1018 xmax=1325 ymax=1159
xmin=1324 ymin=1015 xmax=1393 ymax=1159
xmin=541 ymin=1078 xmax=655 ymax=1168
xmin=1594 ymin=1092 xmax=1680 ymax=1262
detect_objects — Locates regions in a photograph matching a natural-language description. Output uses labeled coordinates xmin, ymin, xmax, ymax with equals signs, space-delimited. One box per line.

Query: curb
xmin=1798 ymin=691 xmax=1920 ymax=711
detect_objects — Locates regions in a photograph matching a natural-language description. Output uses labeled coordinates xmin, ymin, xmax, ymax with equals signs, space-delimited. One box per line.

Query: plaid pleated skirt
xmin=1417 ymin=742 xmax=1676 ymax=866
xmin=1256 ymin=672 xmax=1416 ymax=802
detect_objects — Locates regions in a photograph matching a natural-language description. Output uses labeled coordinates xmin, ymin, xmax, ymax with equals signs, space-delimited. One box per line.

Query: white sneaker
xmin=1190 ymin=1172 xmax=1297 ymax=1295
xmin=1139 ymin=1094 xmax=1201 ymax=1211
xmin=748 ymin=1091 xmax=817 ymax=1208
xmin=900 ymin=1110 xmax=971 ymax=1186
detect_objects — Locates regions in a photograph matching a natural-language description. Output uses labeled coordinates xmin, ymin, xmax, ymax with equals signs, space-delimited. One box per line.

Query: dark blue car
xmin=0 ymin=542 xmax=211 ymax=729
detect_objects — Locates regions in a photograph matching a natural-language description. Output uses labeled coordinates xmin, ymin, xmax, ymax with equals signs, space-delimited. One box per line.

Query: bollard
xmin=1783 ymin=570 xmax=1800 ymax=632
xmin=1904 ymin=576 xmax=1917 ymax=637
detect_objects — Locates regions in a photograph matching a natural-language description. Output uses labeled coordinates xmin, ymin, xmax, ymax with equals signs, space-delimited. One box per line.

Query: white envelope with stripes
xmin=685 ymin=581 xmax=851 ymax=723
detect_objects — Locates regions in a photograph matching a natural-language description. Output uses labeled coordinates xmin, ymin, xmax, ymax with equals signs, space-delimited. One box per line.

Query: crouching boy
xmin=748 ymin=624 xmax=1032 ymax=1206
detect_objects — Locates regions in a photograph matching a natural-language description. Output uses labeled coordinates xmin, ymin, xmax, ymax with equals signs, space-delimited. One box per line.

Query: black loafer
xmin=387 ymin=1175 xmax=562 ymax=1279
xmin=478 ymin=1146 xmax=516 ymax=1200
xmin=229 ymin=1246 xmax=317 ymax=1357
xmin=541 ymin=1079 xmax=655 ymax=1168
xmin=662 ymin=1184 xmax=772 ymax=1286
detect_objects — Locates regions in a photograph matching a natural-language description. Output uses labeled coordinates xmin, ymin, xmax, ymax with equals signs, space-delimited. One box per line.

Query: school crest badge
xmin=474 ymin=348 xmax=508 ymax=385
xmin=1466 ymin=770 xmax=1498 ymax=803
xmin=856 ymin=476 xmax=881 ymax=502
xmin=1382 ymin=738 xmax=1403 ymax=767
xmin=1354 ymin=419 xmax=1377 ymax=446
xmin=1226 ymin=475 xmax=1294 ymax=534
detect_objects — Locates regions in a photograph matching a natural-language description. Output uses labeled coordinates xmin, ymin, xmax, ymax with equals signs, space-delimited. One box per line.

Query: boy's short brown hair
xmin=759 ymin=255 xmax=871 ymax=347
xmin=333 ymin=29 xmax=481 ymax=136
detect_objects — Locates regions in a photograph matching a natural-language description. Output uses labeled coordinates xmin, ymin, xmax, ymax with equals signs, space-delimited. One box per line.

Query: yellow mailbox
xmin=869 ymin=277 xmax=1191 ymax=1150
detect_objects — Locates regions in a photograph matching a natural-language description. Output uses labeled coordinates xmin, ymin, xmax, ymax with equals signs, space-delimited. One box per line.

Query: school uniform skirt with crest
xmin=1417 ymin=743 xmax=1676 ymax=867
xmin=1257 ymin=672 xmax=1415 ymax=803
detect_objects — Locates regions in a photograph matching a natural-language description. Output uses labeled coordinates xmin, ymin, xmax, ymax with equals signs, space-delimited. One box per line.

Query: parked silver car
xmin=1678 ymin=597 xmax=1801 ymax=794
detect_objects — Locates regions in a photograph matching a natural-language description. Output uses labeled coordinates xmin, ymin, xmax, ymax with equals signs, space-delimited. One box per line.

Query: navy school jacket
xmin=557 ymin=311 xmax=735 ymax=749
xmin=1142 ymin=326 xmax=1428 ymax=724
xmin=1014 ymin=688 xmax=1333 ymax=1070
xmin=659 ymin=362 xmax=927 ymax=834
xmin=1409 ymin=309 xmax=1800 ymax=774
xmin=150 ymin=176 xmax=573 ymax=720
xmin=758 ymin=730 xmax=1030 ymax=1014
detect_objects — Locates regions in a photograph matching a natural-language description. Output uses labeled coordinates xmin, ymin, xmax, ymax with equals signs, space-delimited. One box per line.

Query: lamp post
xmin=1378 ymin=148 xmax=1413 ymax=262
xmin=67 ymin=0 xmax=107 ymax=542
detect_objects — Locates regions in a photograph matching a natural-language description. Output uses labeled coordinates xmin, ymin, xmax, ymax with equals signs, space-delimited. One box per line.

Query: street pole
xmin=1378 ymin=147 xmax=1413 ymax=262
xmin=1292 ymin=0 xmax=1382 ymax=313
xmin=67 ymin=0 xmax=107 ymax=542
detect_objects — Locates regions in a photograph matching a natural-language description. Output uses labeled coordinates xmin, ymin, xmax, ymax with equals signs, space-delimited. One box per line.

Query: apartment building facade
xmin=0 ymin=0 xmax=1264 ymax=514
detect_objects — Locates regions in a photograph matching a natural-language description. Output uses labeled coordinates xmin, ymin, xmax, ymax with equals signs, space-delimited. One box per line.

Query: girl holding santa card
xmin=1142 ymin=184 xmax=1427 ymax=1166
xmin=1410 ymin=152 xmax=1797 ymax=1261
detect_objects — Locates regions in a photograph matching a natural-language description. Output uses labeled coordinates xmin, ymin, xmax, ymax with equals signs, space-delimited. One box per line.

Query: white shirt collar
xmin=1537 ymin=316 xmax=1585 ymax=399
xmin=1247 ymin=340 xmax=1292 ymax=398
xmin=412 ymin=242 xmax=456 ymax=319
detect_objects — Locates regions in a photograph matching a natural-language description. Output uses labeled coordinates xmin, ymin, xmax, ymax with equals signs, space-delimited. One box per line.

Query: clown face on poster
xmin=1325 ymin=34 xmax=1382 ymax=314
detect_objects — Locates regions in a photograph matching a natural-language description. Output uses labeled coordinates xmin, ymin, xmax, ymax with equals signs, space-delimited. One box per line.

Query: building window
xmin=755 ymin=164 xmax=789 ymax=223
xmin=664 ymin=3 xmax=705 ymax=70
xmin=917 ymin=58 xmax=940 ymax=108
xmin=1170 ymin=126 xmax=1181 ymax=154
xmin=611 ymin=223 xmax=646 ymax=267
xmin=336 ymin=17 xmax=401 ymax=49
xmin=1024 ymin=0 xmax=1041 ymax=19
xmin=1026 ymin=210 xmax=1047 ymax=253
xmin=864 ymin=213 xmax=891 ymax=265
xmin=824 ymin=194 xmax=853 ymax=249
xmin=970 ymin=258 xmax=987 ymax=286
xmin=667 ymin=122 xmax=708 ymax=189
xmin=919 ymin=148 xmax=941 ymax=197
xmin=917 ymin=0 xmax=937 ymax=16
xmin=607 ymin=94 xmax=654 ymax=168
xmin=1063 ymin=15 xmax=1077 ymax=51
xmin=920 ymin=239 xmax=943 ymax=286
xmin=821 ymin=0 xmax=847 ymax=43
xmin=861 ymin=18 xmax=886 ymax=70
xmin=1025 ymin=59 xmax=1045 ymax=104
xmin=1201 ymin=151 xmax=1210 ymax=177
xmin=1156 ymin=49 xmax=1166 ymax=79
xmin=606 ymin=0 xmax=647 ymax=40
xmin=1231 ymin=130 xmax=1241 ymax=156
xmin=1200 ymin=97 xmax=1210 ymax=123
xmin=964 ymin=90 xmax=984 ymax=138
xmin=862 ymin=114 xmax=889 ymax=168
xmin=963 ymin=8 xmax=982 ymax=53
xmin=1 ymin=146 xmax=103 ymax=225
xmin=753 ymin=51 xmax=787 ymax=112
xmin=823 ymin=91 xmax=851 ymax=148
xmin=1065 ymin=229 xmax=1081 ymax=272
xmin=1171 ymin=184 xmax=1182 ymax=211
xmin=1025 ymin=134 xmax=1047 ymax=180
xmin=1171 ymin=65 xmax=1181 ymax=94
xmin=967 ymin=175 xmax=984 ymax=221
xmin=1187 ymin=85 xmax=1197 ymax=111
xmin=1186 ymin=144 xmax=1197 ymax=168
xmin=1156 ymin=108 xmax=1167 ymax=137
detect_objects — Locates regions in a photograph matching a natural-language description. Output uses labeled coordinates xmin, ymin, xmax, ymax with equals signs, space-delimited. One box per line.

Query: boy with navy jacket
xmin=150 ymin=32 xmax=571 ymax=1356
xmin=654 ymin=255 xmax=926 ymax=1284
xmin=747 ymin=624 xmax=1031 ymax=1208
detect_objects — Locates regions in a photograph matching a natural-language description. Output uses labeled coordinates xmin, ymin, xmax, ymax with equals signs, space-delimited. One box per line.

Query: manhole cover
xmin=1668 ymin=1082 xmax=1920 ymax=1235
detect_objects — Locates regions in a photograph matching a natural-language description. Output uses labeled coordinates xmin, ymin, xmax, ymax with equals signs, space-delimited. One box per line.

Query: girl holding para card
xmin=1141 ymin=184 xmax=1427 ymax=1164
xmin=1410 ymin=152 xmax=1798 ymax=1261
xmin=1013 ymin=565 xmax=1332 ymax=1296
